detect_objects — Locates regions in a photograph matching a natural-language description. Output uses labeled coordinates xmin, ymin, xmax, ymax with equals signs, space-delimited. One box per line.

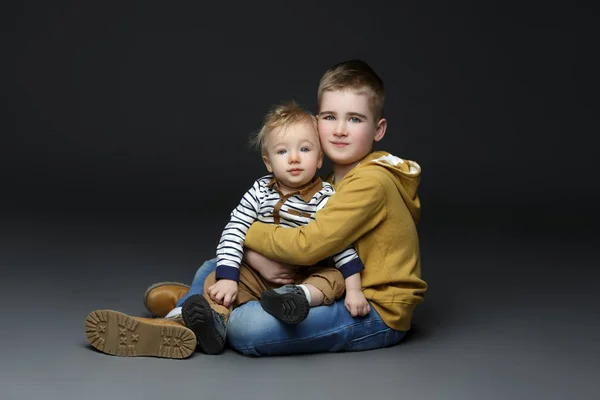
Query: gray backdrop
xmin=2 ymin=1 xmax=597 ymax=399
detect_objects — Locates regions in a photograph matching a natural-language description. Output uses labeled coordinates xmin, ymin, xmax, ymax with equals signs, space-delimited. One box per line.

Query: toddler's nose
xmin=288 ymin=152 xmax=300 ymax=163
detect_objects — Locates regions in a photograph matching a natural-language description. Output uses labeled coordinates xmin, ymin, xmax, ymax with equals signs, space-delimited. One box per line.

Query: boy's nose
xmin=334 ymin=122 xmax=348 ymax=136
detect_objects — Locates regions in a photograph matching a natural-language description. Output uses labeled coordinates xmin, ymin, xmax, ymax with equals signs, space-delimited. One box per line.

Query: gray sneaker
xmin=260 ymin=285 xmax=310 ymax=324
xmin=181 ymin=295 xmax=227 ymax=355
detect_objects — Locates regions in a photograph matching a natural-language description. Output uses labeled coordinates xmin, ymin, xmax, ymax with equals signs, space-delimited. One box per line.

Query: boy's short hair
xmin=251 ymin=101 xmax=318 ymax=155
xmin=317 ymin=59 xmax=385 ymax=121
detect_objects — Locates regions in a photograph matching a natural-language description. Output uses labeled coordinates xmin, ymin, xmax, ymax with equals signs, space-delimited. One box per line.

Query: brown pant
xmin=204 ymin=263 xmax=345 ymax=321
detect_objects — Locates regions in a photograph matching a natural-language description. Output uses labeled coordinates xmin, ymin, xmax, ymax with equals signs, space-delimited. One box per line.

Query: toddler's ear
xmin=263 ymin=155 xmax=273 ymax=172
xmin=317 ymin=151 xmax=324 ymax=169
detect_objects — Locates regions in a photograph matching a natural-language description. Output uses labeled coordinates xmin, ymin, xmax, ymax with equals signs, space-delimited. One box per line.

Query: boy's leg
xmin=226 ymin=299 xmax=406 ymax=357
xmin=144 ymin=282 xmax=189 ymax=317
xmin=176 ymin=258 xmax=218 ymax=307
xmin=144 ymin=258 xmax=218 ymax=317
xmin=84 ymin=310 xmax=197 ymax=359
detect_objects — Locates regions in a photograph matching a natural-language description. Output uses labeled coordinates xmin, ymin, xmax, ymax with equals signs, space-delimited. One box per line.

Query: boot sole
xmin=143 ymin=281 xmax=190 ymax=308
xmin=85 ymin=310 xmax=196 ymax=359
xmin=260 ymin=290 xmax=309 ymax=324
xmin=181 ymin=295 xmax=225 ymax=355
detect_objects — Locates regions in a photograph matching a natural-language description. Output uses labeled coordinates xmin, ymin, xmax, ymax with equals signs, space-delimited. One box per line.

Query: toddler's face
xmin=262 ymin=121 xmax=323 ymax=193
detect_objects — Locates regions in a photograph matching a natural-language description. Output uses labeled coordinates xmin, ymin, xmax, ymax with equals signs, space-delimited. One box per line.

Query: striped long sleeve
xmin=215 ymin=180 xmax=262 ymax=281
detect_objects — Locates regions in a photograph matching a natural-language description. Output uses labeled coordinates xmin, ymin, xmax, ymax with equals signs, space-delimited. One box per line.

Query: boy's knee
xmin=226 ymin=304 xmax=274 ymax=353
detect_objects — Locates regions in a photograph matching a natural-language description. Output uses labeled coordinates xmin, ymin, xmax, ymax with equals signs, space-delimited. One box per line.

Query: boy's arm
xmin=215 ymin=180 xmax=261 ymax=281
xmin=245 ymin=171 xmax=387 ymax=265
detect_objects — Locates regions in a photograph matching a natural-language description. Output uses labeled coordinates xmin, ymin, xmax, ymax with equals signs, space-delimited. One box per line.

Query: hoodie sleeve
xmin=244 ymin=170 xmax=387 ymax=265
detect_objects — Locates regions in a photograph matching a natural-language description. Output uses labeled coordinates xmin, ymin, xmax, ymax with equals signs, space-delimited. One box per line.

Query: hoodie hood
xmin=351 ymin=151 xmax=422 ymax=222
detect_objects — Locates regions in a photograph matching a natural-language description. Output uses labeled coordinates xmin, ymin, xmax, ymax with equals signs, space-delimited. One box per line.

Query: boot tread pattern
xmin=85 ymin=310 xmax=196 ymax=359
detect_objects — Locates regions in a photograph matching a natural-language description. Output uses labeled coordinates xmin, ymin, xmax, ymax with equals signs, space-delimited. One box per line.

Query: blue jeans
xmin=178 ymin=258 xmax=406 ymax=356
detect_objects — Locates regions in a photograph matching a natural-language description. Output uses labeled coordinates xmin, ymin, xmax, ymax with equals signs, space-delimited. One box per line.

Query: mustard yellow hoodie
xmin=245 ymin=151 xmax=427 ymax=331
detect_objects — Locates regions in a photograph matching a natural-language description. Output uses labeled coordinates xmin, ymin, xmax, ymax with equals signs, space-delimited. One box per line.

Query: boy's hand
xmin=207 ymin=279 xmax=238 ymax=308
xmin=344 ymin=289 xmax=371 ymax=317
xmin=244 ymin=248 xmax=296 ymax=285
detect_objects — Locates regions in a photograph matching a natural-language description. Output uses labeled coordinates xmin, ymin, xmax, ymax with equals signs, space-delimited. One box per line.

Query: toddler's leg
xmin=237 ymin=263 xmax=270 ymax=304
xmin=260 ymin=267 xmax=344 ymax=324
xmin=301 ymin=267 xmax=345 ymax=305
xmin=239 ymin=264 xmax=313 ymax=325
xmin=180 ymin=271 xmax=230 ymax=355
xmin=180 ymin=264 xmax=267 ymax=354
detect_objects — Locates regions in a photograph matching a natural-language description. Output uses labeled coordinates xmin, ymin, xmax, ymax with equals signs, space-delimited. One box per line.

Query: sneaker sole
xmin=85 ymin=310 xmax=196 ymax=359
xmin=181 ymin=295 xmax=225 ymax=355
xmin=260 ymin=291 xmax=309 ymax=324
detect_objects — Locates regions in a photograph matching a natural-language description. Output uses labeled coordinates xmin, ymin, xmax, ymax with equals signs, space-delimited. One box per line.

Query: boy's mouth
xmin=331 ymin=141 xmax=349 ymax=148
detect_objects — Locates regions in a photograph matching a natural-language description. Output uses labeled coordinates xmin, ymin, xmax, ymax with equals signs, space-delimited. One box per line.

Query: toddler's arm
xmin=332 ymin=246 xmax=370 ymax=317
xmin=207 ymin=279 xmax=238 ymax=308
xmin=344 ymin=273 xmax=370 ymax=317
xmin=215 ymin=179 xmax=262 ymax=281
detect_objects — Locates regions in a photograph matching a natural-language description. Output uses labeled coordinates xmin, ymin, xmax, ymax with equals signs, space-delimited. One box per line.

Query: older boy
xmin=146 ymin=59 xmax=427 ymax=356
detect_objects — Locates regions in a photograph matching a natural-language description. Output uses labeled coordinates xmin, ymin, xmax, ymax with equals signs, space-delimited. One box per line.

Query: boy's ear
xmin=262 ymin=155 xmax=273 ymax=172
xmin=373 ymin=118 xmax=387 ymax=142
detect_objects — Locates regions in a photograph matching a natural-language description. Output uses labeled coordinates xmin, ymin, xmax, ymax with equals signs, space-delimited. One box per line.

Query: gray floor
xmin=1 ymin=212 xmax=598 ymax=400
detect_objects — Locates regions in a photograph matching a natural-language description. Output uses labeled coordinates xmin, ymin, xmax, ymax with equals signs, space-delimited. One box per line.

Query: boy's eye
xmin=276 ymin=149 xmax=287 ymax=155
xmin=350 ymin=117 xmax=362 ymax=123
xmin=323 ymin=115 xmax=335 ymax=121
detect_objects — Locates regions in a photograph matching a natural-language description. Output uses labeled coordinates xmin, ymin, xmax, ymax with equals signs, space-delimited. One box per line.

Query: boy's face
xmin=317 ymin=90 xmax=386 ymax=167
xmin=262 ymin=121 xmax=323 ymax=192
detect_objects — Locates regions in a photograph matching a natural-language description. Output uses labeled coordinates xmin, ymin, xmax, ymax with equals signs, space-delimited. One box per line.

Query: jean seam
xmin=342 ymin=328 xmax=391 ymax=349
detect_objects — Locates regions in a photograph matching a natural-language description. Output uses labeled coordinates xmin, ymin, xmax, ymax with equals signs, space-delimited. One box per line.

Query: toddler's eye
xmin=300 ymin=147 xmax=310 ymax=152
xmin=277 ymin=149 xmax=287 ymax=155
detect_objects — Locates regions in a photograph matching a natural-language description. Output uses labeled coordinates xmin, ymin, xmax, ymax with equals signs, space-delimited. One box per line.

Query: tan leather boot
xmin=85 ymin=310 xmax=196 ymax=359
xmin=144 ymin=282 xmax=190 ymax=317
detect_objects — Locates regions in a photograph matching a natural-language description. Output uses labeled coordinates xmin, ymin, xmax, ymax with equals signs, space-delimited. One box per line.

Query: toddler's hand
xmin=207 ymin=279 xmax=238 ymax=308
xmin=344 ymin=289 xmax=371 ymax=317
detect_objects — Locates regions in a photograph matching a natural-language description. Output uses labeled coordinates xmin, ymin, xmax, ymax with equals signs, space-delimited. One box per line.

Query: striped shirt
xmin=215 ymin=174 xmax=364 ymax=281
